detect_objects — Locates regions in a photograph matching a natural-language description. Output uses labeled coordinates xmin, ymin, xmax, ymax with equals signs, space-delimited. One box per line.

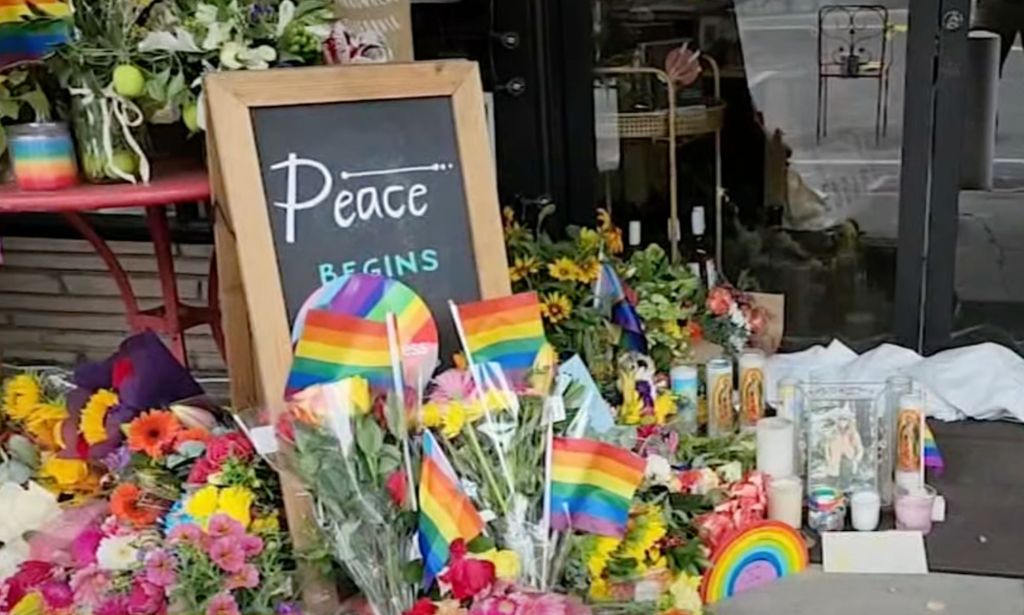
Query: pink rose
xmin=205 ymin=433 xmax=254 ymax=467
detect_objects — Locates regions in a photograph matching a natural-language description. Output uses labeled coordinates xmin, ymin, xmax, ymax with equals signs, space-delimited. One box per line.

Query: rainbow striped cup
xmin=8 ymin=122 xmax=78 ymax=191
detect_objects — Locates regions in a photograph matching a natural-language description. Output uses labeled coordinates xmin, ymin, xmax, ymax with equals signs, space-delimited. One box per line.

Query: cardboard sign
xmin=333 ymin=0 xmax=413 ymax=62
xmin=206 ymin=61 xmax=510 ymax=406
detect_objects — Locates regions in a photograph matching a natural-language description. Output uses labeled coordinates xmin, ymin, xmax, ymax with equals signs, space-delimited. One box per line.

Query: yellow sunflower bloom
xmin=80 ymin=389 xmax=118 ymax=445
xmin=596 ymin=209 xmax=613 ymax=231
xmin=509 ymin=255 xmax=540 ymax=282
xmin=25 ymin=403 xmax=67 ymax=449
xmin=218 ymin=486 xmax=255 ymax=528
xmin=604 ymin=228 xmax=624 ymax=255
xmin=541 ymin=292 xmax=573 ymax=324
xmin=547 ymin=257 xmax=583 ymax=282
xmin=3 ymin=373 xmax=42 ymax=421
xmin=576 ymin=258 xmax=602 ymax=283
xmin=40 ymin=457 xmax=90 ymax=488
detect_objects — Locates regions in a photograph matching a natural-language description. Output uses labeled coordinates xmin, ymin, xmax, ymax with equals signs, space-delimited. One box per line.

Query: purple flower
xmin=206 ymin=592 xmax=241 ymax=615
xmin=208 ymin=537 xmax=246 ymax=573
xmin=103 ymin=445 xmax=133 ymax=474
xmin=143 ymin=550 xmax=176 ymax=588
xmin=207 ymin=514 xmax=244 ymax=540
xmin=168 ymin=523 xmax=203 ymax=547
xmin=225 ymin=563 xmax=260 ymax=590
xmin=276 ymin=602 xmax=303 ymax=615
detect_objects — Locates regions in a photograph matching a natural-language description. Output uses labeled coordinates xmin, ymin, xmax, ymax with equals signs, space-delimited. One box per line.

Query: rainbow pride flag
xmin=286 ymin=309 xmax=393 ymax=396
xmin=923 ymin=423 xmax=944 ymax=474
xmin=418 ymin=430 xmax=485 ymax=586
xmin=454 ymin=292 xmax=547 ymax=386
xmin=549 ymin=437 xmax=646 ymax=537
xmin=0 ymin=1 xmax=70 ymax=70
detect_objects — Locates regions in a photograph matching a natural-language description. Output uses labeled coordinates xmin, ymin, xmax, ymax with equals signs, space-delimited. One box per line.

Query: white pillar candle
xmin=756 ymin=417 xmax=795 ymax=478
xmin=768 ymin=476 xmax=803 ymax=529
xmin=851 ymin=489 xmax=881 ymax=531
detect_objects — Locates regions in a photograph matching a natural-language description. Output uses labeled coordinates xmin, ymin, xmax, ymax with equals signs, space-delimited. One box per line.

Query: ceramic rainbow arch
xmin=700 ymin=520 xmax=809 ymax=603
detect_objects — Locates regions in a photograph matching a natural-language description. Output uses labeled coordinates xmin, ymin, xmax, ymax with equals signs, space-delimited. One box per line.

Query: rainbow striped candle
xmin=549 ymin=437 xmax=646 ymax=537
xmin=7 ymin=122 xmax=77 ymax=191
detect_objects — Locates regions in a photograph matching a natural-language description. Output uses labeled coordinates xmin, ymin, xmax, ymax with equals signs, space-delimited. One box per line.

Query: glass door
xmin=586 ymin=0 xmax=932 ymax=349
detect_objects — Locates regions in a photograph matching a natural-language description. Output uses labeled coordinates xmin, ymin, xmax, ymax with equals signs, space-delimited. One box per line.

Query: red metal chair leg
xmin=145 ymin=206 xmax=188 ymax=366
xmin=60 ymin=212 xmax=141 ymax=320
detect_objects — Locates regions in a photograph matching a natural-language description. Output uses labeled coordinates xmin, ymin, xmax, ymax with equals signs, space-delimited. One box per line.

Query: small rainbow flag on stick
xmin=452 ymin=292 xmax=547 ymax=387
xmin=923 ymin=423 xmax=944 ymax=474
xmin=549 ymin=437 xmax=646 ymax=537
xmin=286 ymin=309 xmax=392 ymax=396
xmin=594 ymin=263 xmax=648 ymax=354
xmin=419 ymin=430 xmax=485 ymax=586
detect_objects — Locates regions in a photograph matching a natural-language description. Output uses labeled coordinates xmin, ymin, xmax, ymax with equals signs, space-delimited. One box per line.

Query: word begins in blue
xmin=319 ymin=249 xmax=439 ymax=283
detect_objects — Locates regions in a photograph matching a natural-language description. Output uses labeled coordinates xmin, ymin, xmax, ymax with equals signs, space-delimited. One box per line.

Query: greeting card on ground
xmin=822 ymin=531 xmax=929 ymax=574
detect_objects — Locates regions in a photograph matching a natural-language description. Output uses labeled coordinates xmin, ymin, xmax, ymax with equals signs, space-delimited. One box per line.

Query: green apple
xmin=108 ymin=150 xmax=138 ymax=177
xmin=112 ymin=65 xmax=145 ymax=98
xmin=182 ymin=103 xmax=199 ymax=132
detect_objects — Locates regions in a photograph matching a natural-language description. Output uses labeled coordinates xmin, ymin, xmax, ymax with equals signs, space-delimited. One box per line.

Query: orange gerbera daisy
xmin=110 ymin=483 xmax=162 ymax=527
xmin=127 ymin=411 xmax=181 ymax=458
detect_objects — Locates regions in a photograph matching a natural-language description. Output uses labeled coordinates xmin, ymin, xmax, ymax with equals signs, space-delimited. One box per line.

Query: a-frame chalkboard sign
xmin=205 ymin=60 xmax=510 ymax=611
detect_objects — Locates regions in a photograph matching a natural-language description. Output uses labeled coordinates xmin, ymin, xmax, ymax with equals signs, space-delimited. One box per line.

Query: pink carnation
xmin=206 ymin=592 xmax=241 ymax=615
xmin=239 ymin=534 xmax=263 ymax=558
xmin=144 ymin=550 xmax=176 ymax=588
xmin=207 ymin=515 xmax=244 ymax=540
xmin=168 ymin=523 xmax=203 ymax=547
xmin=225 ymin=564 xmax=260 ymax=590
xmin=208 ymin=537 xmax=246 ymax=573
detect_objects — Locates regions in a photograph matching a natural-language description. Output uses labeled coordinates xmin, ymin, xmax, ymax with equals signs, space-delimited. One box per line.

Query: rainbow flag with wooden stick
xmin=923 ymin=423 xmax=944 ymax=474
xmin=549 ymin=437 xmax=646 ymax=537
xmin=286 ymin=309 xmax=392 ymax=396
xmin=418 ymin=430 xmax=485 ymax=586
xmin=452 ymin=292 xmax=547 ymax=387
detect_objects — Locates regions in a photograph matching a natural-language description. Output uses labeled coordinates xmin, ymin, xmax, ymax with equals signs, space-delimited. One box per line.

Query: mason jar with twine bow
xmin=68 ymin=84 xmax=151 ymax=184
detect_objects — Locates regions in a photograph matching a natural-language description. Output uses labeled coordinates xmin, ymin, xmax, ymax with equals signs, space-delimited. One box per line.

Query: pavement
xmin=716 ymin=568 xmax=1024 ymax=615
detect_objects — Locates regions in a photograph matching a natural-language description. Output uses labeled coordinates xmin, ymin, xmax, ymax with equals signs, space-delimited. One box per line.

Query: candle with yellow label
xmin=706 ymin=358 xmax=734 ymax=437
xmin=739 ymin=349 xmax=766 ymax=430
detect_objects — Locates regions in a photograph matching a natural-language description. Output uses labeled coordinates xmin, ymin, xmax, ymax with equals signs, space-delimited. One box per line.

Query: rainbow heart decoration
xmin=700 ymin=520 xmax=808 ymax=603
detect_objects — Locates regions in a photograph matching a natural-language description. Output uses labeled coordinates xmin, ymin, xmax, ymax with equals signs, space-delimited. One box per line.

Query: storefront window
xmin=592 ymin=0 xmax=911 ymax=348
xmin=956 ymin=2 xmax=1024 ymax=348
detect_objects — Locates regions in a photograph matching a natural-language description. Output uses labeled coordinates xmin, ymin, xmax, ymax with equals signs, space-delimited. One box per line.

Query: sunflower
xmin=575 ymin=258 xmax=602 ymax=284
xmin=509 ymin=255 xmax=540 ymax=282
xmin=40 ymin=456 xmax=90 ymax=489
xmin=3 ymin=373 xmax=42 ymax=421
xmin=541 ymin=292 xmax=573 ymax=325
xmin=80 ymin=389 xmax=119 ymax=445
xmin=595 ymin=209 xmax=624 ymax=254
xmin=547 ymin=258 xmax=583 ymax=282
xmin=25 ymin=402 xmax=67 ymax=449
xmin=127 ymin=410 xmax=181 ymax=458
xmin=111 ymin=483 xmax=162 ymax=528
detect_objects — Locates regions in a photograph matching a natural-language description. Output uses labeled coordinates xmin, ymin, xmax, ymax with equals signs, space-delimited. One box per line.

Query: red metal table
xmin=0 ymin=163 xmax=223 ymax=366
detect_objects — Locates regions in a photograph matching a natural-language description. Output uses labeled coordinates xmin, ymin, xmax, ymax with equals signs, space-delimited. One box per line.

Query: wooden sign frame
xmin=206 ymin=60 xmax=510 ymax=407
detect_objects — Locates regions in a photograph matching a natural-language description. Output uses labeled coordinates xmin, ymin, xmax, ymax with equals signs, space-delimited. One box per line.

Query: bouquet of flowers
xmin=277 ymin=377 xmax=417 ymax=615
xmin=699 ymin=286 xmax=767 ymax=357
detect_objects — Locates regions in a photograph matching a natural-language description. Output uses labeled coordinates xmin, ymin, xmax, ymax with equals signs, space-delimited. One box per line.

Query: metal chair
xmin=817 ymin=4 xmax=892 ymax=144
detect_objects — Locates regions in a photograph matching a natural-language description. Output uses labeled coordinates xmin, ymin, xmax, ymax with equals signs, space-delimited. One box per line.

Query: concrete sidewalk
xmin=716 ymin=568 xmax=1024 ymax=615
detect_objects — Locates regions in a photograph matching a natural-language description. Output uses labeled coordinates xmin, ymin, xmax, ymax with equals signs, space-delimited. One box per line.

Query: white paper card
xmin=248 ymin=425 xmax=279 ymax=455
xmin=822 ymin=531 xmax=929 ymax=574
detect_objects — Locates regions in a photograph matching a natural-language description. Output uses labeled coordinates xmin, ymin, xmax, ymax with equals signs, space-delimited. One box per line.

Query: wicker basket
xmin=615 ymin=103 xmax=726 ymax=139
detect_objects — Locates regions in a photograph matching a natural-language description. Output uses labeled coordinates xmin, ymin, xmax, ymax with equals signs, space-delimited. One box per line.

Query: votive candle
xmin=851 ymin=489 xmax=881 ymax=531
xmin=8 ymin=122 xmax=78 ymax=191
xmin=670 ymin=364 xmax=699 ymax=434
xmin=767 ymin=476 xmax=803 ymax=529
xmin=895 ymin=485 xmax=937 ymax=535
xmin=756 ymin=417 xmax=795 ymax=479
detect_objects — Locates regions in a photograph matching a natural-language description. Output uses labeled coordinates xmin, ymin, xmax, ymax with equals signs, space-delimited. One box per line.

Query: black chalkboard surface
xmin=251 ymin=97 xmax=481 ymax=356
